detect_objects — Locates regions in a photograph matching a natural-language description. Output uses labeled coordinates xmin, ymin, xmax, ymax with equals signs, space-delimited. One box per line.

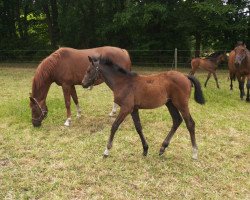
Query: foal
xmin=190 ymin=52 xmax=227 ymax=88
xmin=82 ymin=57 xmax=205 ymax=159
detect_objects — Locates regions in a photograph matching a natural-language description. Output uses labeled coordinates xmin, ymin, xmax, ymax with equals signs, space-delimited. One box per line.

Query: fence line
xmin=0 ymin=49 xmax=231 ymax=68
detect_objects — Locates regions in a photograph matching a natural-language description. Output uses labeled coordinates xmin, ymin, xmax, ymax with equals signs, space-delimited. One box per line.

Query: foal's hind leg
xmin=212 ymin=72 xmax=220 ymax=88
xmin=204 ymin=72 xmax=211 ymax=87
xmin=71 ymin=86 xmax=81 ymax=118
xmin=180 ymin=109 xmax=198 ymax=160
xmin=159 ymin=101 xmax=183 ymax=156
xmin=131 ymin=109 xmax=149 ymax=156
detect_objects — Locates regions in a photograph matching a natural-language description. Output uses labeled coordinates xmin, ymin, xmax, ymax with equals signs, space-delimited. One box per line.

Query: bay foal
xmin=190 ymin=52 xmax=227 ymax=88
xmin=82 ymin=57 xmax=205 ymax=159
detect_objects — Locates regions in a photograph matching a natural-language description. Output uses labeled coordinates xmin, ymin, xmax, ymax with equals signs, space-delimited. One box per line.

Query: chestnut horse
xmin=233 ymin=44 xmax=250 ymax=101
xmin=82 ymin=56 xmax=205 ymax=159
xmin=190 ymin=52 xmax=227 ymax=88
xmin=30 ymin=46 xmax=131 ymax=127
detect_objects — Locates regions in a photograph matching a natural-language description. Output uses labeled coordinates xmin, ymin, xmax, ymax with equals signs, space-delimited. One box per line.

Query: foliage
xmin=0 ymin=0 xmax=249 ymax=59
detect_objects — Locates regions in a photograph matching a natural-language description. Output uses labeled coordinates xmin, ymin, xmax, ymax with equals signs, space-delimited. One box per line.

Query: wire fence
xmin=0 ymin=48 xmax=231 ymax=69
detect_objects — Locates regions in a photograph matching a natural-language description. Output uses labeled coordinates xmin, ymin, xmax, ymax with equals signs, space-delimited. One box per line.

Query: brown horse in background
xmin=190 ymin=52 xmax=227 ymax=88
xmin=30 ymin=46 xmax=131 ymax=127
xmin=82 ymin=56 xmax=205 ymax=159
xmin=232 ymin=44 xmax=250 ymax=101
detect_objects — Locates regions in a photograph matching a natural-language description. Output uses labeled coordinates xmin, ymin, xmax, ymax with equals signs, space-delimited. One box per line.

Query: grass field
xmin=0 ymin=63 xmax=249 ymax=199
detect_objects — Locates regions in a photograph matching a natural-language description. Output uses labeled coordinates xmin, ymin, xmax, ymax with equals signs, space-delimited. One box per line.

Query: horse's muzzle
xmin=32 ymin=120 xmax=42 ymax=127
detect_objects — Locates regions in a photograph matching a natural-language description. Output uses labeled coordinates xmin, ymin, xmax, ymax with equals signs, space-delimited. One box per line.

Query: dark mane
xmin=205 ymin=51 xmax=224 ymax=61
xmin=32 ymin=50 xmax=61 ymax=96
xmin=99 ymin=57 xmax=137 ymax=76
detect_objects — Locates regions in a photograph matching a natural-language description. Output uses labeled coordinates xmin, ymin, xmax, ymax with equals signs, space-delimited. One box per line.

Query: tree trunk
xmin=195 ymin=32 xmax=201 ymax=58
xmin=42 ymin=3 xmax=54 ymax=47
xmin=50 ymin=0 xmax=60 ymax=47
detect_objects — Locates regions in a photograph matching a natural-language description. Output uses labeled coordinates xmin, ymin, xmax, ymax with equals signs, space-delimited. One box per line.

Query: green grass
xmin=0 ymin=64 xmax=249 ymax=199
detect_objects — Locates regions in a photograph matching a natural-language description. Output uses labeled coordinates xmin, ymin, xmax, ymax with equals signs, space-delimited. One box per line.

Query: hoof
xmin=246 ymin=98 xmax=250 ymax=102
xmin=76 ymin=113 xmax=81 ymax=118
xmin=143 ymin=146 xmax=149 ymax=156
xmin=109 ymin=112 xmax=116 ymax=117
xmin=103 ymin=149 xmax=109 ymax=157
xmin=103 ymin=154 xmax=109 ymax=158
xmin=192 ymin=148 xmax=198 ymax=160
xmin=87 ymin=85 xmax=93 ymax=90
xmin=64 ymin=122 xmax=70 ymax=127
xmin=64 ymin=118 xmax=71 ymax=127
xmin=159 ymin=148 xmax=165 ymax=156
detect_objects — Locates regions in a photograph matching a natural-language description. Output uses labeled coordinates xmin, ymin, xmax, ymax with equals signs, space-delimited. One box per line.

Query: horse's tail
xmin=187 ymin=75 xmax=205 ymax=105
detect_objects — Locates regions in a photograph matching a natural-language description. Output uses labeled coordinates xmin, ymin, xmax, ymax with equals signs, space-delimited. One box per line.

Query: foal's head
xmin=82 ymin=56 xmax=100 ymax=88
xmin=29 ymin=97 xmax=48 ymax=127
xmin=234 ymin=45 xmax=248 ymax=66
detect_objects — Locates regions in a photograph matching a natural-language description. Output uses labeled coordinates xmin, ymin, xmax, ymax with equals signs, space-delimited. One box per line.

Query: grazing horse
xmin=190 ymin=52 xmax=227 ymax=88
xmin=82 ymin=56 xmax=205 ymax=159
xmin=233 ymin=44 xmax=250 ymax=101
xmin=30 ymin=46 xmax=131 ymax=127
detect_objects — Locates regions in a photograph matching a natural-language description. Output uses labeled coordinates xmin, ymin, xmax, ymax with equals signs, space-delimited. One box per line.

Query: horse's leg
xmin=179 ymin=108 xmax=198 ymax=160
xmin=238 ymin=79 xmax=245 ymax=100
xmin=131 ymin=108 xmax=149 ymax=156
xmin=246 ymin=78 xmax=250 ymax=102
xmin=109 ymin=103 xmax=118 ymax=117
xmin=62 ymin=84 xmax=72 ymax=126
xmin=71 ymin=85 xmax=81 ymax=118
xmin=230 ymin=78 xmax=233 ymax=91
xmin=204 ymin=72 xmax=211 ymax=87
xmin=212 ymin=72 xmax=220 ymax=88
xmin=103 ymin=106 xmax=131 ymax=157
xmin=159 ymin=101 xmax=183 ymax=155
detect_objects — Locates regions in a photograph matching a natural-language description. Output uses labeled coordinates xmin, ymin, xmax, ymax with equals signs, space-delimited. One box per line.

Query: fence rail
xmin=0 ymin=49 xmax=231 ymax=69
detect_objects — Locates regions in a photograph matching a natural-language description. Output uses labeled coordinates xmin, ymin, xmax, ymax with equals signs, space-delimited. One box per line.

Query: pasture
xmin=0 ymin=63 xmax=249 ymax=199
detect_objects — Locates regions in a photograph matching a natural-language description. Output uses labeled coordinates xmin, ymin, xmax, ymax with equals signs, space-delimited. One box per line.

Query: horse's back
xmin=95 ymin=46 xmax=132 ymax=70
xmin=47 ymin=46 xmax=131 ymax=85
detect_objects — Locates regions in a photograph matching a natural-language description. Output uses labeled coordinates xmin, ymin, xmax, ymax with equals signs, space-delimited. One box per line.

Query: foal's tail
xmin=187 ymin=75 xmax=205 ymax=104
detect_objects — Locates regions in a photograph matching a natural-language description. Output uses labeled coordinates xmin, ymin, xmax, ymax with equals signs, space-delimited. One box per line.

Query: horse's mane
xmin=32 ymin=50 xmax=61 ymax=95
xmin=98 ymin=57 xmax=137 ymax=76
xmin=205 ymin=51 xmax=224 ymax=61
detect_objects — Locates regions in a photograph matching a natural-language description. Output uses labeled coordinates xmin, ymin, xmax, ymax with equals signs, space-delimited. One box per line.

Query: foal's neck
xmin=100 ymin=65 xmax=130 ymax=91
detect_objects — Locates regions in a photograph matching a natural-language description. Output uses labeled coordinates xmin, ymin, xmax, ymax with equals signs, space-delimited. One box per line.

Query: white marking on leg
xmin=192 ymin=148 xmax=198 ymax=160
xmin=87 ymin=85 xmax=93 ymax=90
xmin=64 ymin=118 xmax=71 ymax=127
xmin=103 ymin=148 xmax=109 ymax=157
xmin=76 ymin=104 xmax=81 ymax=118
xmin=109 ymin=103 xmax=118 ymax=117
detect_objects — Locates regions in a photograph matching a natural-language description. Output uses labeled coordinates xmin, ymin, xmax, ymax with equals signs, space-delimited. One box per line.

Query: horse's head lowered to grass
xmin=29 ymin=96 xmax=48 ymax=127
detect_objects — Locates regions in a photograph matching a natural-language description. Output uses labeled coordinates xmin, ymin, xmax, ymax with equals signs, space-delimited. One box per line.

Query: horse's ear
xmin=88 ymin=56 xmax=93 ymax=63
xmin=29 ymin=97 xmax=36 ymax=104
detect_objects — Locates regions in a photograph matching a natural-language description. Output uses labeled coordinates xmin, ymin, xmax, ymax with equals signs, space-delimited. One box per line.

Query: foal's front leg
xmin=103 ymin=107 xmax=131 ymax=157
xmin=131 ymin=109 xmax=149 ymax=156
